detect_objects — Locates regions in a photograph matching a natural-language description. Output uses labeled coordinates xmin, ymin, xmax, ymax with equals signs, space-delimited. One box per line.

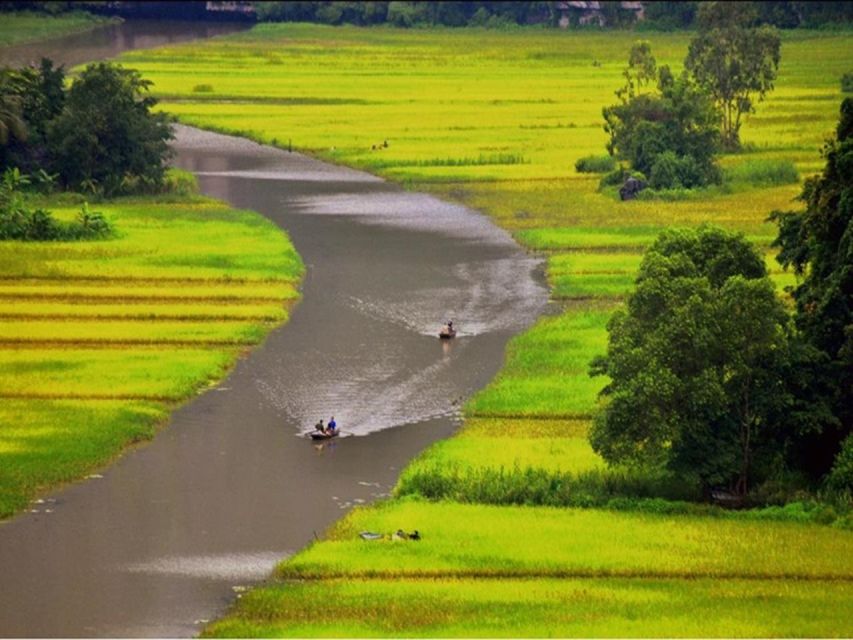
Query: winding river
xmin=0 ymin=22 xmax=548 ymax=637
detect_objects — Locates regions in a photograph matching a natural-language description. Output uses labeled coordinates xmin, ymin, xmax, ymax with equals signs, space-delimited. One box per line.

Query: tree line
xmin=4 ymin=1 xmax=853 ymax=29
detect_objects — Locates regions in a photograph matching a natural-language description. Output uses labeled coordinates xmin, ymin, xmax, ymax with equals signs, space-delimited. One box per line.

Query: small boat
xmin=438 ymin=328 xmax=457 ymax=339
xmin=310 ymin=430 xmax=339 ymax=441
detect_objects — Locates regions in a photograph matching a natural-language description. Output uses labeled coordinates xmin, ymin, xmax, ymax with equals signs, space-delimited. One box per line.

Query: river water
xmin=0 ymin=23 xmax=548 ymax=637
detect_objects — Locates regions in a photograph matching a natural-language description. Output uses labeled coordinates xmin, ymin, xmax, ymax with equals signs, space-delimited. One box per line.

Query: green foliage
xmin=771 ymin=98 xmax=853 ymax=481
xmin=0 ymin=167 xmax=110 ymax=240
xmin=685 ymin=2 xmax=782 ymax=150
xmin=826 ymin=434 xmax=853 ymax=494
xmin=725 ymin=158 xmax=799 ymax=186
xmin=590 ymin=226 xmax=795 ymax=494
xmin=46 ymin=62 xmax=173 ymax=195
xmin=843 ymin=73 xmax=853 ymax=93
xmin=603 ymin=44 xmax=721 ymax=190
xmin=574 ymin=154 xmax=616 ymax=174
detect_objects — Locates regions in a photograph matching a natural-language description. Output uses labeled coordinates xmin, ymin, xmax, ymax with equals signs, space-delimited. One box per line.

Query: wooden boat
xmin=310 ymin=430 xmax=339 ymax=441
xmin=438 ymin=328 xmax=457 ymax=339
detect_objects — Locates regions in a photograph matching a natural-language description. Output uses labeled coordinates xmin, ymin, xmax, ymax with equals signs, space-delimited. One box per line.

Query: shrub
xmin=192 ymin=84 xmax=214 ymax=93
xmin=161 ymin=168 xmax=198 ymax=195
xmin=575 ymin=154 xmax=617 ymax=173
xmin=842 ymin=72 xmax=853 ymax=93
xmin=826 ymin=434 xmax=853 ymax=494
xmin=725 ymin=158 xmax=799 ymax=186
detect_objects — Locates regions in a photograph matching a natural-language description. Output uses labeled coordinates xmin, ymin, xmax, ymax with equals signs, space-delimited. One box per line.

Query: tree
xmin=46 ymin=62 xmax=173 ymax=195
xmin=603 ymin=45 xmax=721 ymax=189
xmin=685 ymin=1 xmax=781 ymax=150
xmin=590 ymin=226 xmax=794 ymax=495
xmin=770 ymin=98 xmax=853 ymax=481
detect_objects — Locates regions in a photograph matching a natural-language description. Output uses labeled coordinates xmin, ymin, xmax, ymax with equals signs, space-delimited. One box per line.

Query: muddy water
xmin=0 ymin=28 xmax=548 ymax=639
xmin=0 ymin=20 xmax=247 ymax=68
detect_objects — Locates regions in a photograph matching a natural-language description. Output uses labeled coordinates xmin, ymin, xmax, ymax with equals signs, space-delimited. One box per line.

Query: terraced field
xmin=0 ymin=194 xmax=302 ymax=517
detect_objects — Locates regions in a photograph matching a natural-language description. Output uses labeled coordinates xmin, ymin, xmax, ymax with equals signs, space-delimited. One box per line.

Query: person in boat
xmin=315 ymin=419 xmax=325 ymax=434
xmin=447 ymin=320 xmax=454 ymax=332
xmin=327 ymin=416 xmax=337 ymax=435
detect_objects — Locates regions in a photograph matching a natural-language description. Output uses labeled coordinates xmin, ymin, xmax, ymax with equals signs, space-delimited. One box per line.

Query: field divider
xmin=0 ymin=314 xmax=282 ymax=321
xmin=0 ymin=275 xmax=295 ymax=285
xmin=467 ymin=411 xmax=596 ymax=420
xmin=0 ymin=392 xmax=182 ymax=402
xmin=0 ymin=339 xmax=257 ymax=348
xmin=278 ymin=568 xmax=853 ymax=582
xmin=0 ymin=294 xmax=287 ymax=304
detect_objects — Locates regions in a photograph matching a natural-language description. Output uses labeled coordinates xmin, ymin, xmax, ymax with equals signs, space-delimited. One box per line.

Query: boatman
xmin=327 ymin=416 xmax=337 ymax=435
xmin=315 ymin=419 xmax=325 ymax=434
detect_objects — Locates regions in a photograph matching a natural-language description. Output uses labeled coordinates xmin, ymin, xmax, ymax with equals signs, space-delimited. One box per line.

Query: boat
xmin=438 ymin=328 xmax=457 ymax=339
xmin=310 ymin=430 xmax=339 ymax=441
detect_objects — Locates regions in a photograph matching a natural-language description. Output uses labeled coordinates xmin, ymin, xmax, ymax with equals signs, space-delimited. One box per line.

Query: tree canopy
xmin=685 ymin=2 xmax=781 ymax=150
xmin=603 ymin=43 xmax=721 ymax=190
xmin=770 ymin=98 xmax=853 ymax=485
xmin=590 ymin=226 xmax=794 ymax=495
xmin=0 ymin=60 xmax=173 ymax=196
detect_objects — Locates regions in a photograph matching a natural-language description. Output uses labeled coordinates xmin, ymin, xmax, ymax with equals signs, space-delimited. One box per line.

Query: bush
xmin=826 ymin=434 xmax=853 ymax=494
xmin=192 ymin=84 xmax=214 ymax=93
xmin=725 ymin=158 xmax=799 ymax=186
xmin=843 ymin=73 xmax=853 ymax=93
xmin=0 ymin=168 xmax=110 ymax=241
xmin=575 ymin=154 xmax=617 ymax=173
xmin=161 ymin=168 xmax=198 ymax=195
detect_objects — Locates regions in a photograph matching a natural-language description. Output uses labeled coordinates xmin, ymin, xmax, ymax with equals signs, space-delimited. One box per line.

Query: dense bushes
xmin=1 ymin=59 xmax=173 ymax=196
xmin=602 ymin=48 xmax=722 ymax=191
xmin=0 ymin=169 xmax=110 ymax=241
xmin=574 ymin=154 xmax=616 ymax=174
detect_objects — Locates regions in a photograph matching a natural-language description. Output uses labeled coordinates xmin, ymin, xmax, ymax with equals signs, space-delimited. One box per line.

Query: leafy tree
xmin=685 ymin=2 xmax=781 ymax=150
xmin=770 ymin=98 xmax=853 ymax=481
xmin=590 ymin=226 xmax=794 ymax=495
xmin=603 ymin=46 xmax=721 ymax=189
xmin=0 ymin=58 xmax=65 ymax=173
xmin=46 ymin=62 xmax=173 ymax=195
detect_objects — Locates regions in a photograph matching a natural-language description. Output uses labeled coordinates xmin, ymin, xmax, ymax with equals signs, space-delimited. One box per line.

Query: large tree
xmin=685 ymin=1 xmax=781 ymax=150
xmin=590 ymin=226 xmax=794 ymax=495
xmin=770 ymin=98 xmax=853 ymax=483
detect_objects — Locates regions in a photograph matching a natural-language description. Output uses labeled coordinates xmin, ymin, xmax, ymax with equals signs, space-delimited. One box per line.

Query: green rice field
xmin=118 ymin=23 xmax=853 ymax=636
xmin=0 ymin=193 xmax=303 ymax=517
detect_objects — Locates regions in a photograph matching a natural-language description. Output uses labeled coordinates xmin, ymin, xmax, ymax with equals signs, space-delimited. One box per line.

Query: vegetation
xmin=0 ymin=10 xmax=113 ymax=47
xmin=771 ymin=98 xmax=853 ymax=488
xmin=685 ymin=2 xmax=782 ymax=150
xmin=0 ymin=187 xmax=303 ymax=517
xmin=602 ymin=47 xmax=722 ymax=190
xmin=589 ymin=226 xmax=803 ymax=495
xmin=1 ymin=60 xmax=173 ymax=196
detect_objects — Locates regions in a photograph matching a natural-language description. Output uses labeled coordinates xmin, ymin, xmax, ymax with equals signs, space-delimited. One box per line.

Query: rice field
xmin=0 ymin=193 xmax=303 ymax=517
xmin=106 ymin=22 xmax=853 ymax=636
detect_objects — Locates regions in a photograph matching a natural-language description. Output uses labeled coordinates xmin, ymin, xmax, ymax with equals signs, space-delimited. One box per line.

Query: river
xmin=0 ymin=21 xmax=548 ymax=637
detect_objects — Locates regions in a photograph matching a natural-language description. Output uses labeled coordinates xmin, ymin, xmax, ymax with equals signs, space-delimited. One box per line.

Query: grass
xmin=106 ymin=22 xmax=853 ymax=636
xmin=0 ymin=11 xmax=116 ymax=47
xmin=0 ymin=191 xmax=303 ymax=517
xmin=204 ymin=577 xmax=853 ymax=638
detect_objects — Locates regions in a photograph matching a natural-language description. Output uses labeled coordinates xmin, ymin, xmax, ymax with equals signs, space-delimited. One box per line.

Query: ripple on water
xmin=123 ymin=551 xmax=289 ymax=581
